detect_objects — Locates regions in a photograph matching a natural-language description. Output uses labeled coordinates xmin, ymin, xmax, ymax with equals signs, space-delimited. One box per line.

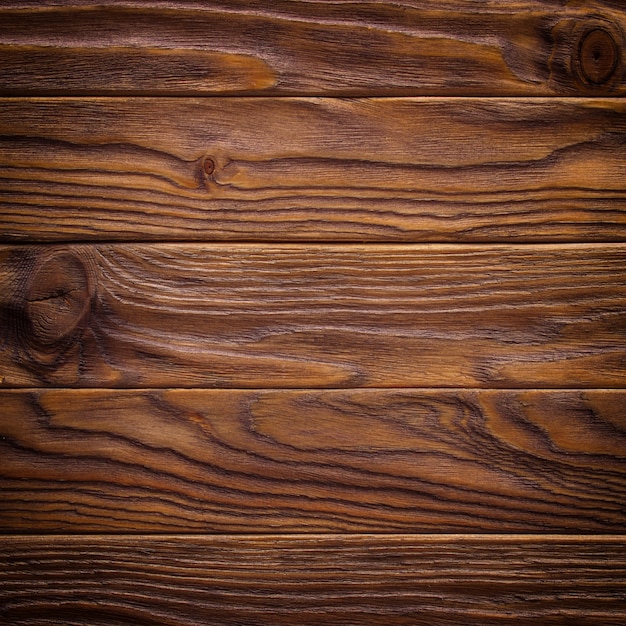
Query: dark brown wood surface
xmin=2 ymin=3 xmax=625 ymax=621
xmin=2 ymin=535 xmax=625 ymax=625
xmin=1 ymin=98 xmax=626 ymax=242
xmin=1 ymin=244 xmax=624 ymax=388
xmin=1 ymin=1 xmax=625 ymax=96
xmin=1 ymin=389 xmax=624 ymax=532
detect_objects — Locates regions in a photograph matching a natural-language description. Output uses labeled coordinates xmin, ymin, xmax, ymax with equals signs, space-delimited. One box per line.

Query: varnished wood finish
xmin=1 ymin=389 xmax=624 ymax=532
xmin=2 ymin=2 xmax=626 ymax=620
xmin=2 ymin=98 xmax=626 ymax=242
xmin=1 ymin=244 xmax=624 ymax=388
xmin=0 ymin=2 xmax=625 ymax=96
xmin=2 ymin=535 xmax=625 ymax=625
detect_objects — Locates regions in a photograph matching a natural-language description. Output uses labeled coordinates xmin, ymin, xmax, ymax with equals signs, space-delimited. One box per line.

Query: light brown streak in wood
xmin=0 ymin=1 xmax=625 ymax=96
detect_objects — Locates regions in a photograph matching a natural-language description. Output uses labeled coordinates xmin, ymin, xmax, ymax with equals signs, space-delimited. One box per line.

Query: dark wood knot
xmin=203 ymin=156 xmax=216 ymax=177
xmin=578 ymin=28 xmax=618 ymax=85
xmin=24 ymin=249 xmax=94 ymax=347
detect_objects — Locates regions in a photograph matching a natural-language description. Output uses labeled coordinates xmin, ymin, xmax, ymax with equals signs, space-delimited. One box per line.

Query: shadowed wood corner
xmin=0 ymin=2 xmax=625 ymax=625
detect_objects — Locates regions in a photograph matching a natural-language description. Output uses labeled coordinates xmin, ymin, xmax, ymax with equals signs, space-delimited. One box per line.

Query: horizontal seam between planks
xmin=3 ymin=533 xmax=626 ymax=541
xmin=1 ymin=94 xmax=626 ymax=99
xmin=3 ymin=386 xmax=626 ymax=391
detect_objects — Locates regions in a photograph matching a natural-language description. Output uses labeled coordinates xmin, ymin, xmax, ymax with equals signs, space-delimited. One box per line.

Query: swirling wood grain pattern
xmin=0 ymin=1 xmax=625 ymax=96
xmin=1 ymin=98 xmax=626 ymax=242
xmin=1 ymin=389 xmax=624 ymax=532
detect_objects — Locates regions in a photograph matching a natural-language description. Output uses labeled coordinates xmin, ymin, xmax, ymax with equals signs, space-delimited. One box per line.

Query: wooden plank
xmin=1 ymin=244 xmax=625 ymax=389
xmin=1 ymin=98 xmax=626 ymax=243
xmin=0 ymin=2 xmax=625 ymax=96
xmin=1 ymin=389 xmax=625 ymax=532
xmin=2 ymin=535 xmax=625 ymax=625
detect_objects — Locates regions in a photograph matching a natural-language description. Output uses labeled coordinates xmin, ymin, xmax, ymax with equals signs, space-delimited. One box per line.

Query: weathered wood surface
xmin=0 ymin=1 xmax=625 ymax=96
xmin=2 ymin=243 xmax=624 ymax=389
xmin=2 ymin=2 xmax=625 ymax=622
xmin=1 ymin=98 xmax=626 ymax=242
xmin=1 ymin=389 xmax=624 ymax=532
xmin=2 ymin=535 xmax=625 ymax=625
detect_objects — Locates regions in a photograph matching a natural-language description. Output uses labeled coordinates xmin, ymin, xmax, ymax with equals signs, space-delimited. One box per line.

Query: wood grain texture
xmin=2 ymin=535 xmax=625 ymax=625
xmin=1 ymin=243 xmax=625 ymax=389
xmin=0 ymin=1 xmax=625 ymax=96
xmin=2 ymin=98 xmax=626 ymax=242
xmin=3 ymin=3 xmax=625 ymax=621
xmin=1 ymin=389 xmax=625 ymax=532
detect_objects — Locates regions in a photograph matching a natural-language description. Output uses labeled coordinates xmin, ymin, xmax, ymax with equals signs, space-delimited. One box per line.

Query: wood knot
xmin=550 ymin=18 xmax=623 ymax=93
xmin=198 ymin=155 xmax=217 ymax=189
xmin=24 ymin=249 xmax=94 ymax=346
xmin=203 ymin=156 xmax=216 ymax=177
xmin=578 ymin=28 xmax=618 ymax=85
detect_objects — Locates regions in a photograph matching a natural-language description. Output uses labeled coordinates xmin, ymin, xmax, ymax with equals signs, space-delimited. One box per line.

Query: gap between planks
xmin=2 ymin=533 xmax=626 ymax=541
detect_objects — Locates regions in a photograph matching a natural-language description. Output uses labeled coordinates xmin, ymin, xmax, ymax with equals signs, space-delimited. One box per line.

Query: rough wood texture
xmin=1 ymin=389 xmax=624 ymax=532
xmin=2 ymin=535 xmax=625 ymax=625
xmin=1 ymin=244 xmax=625 ymax=389
xmin=1 ymin=1 xmax=625 ymax=96
xmin=3 ymin=2 xmax=625 ymax=621
xmin=2 ymin=98 xmax=626 ymax=242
